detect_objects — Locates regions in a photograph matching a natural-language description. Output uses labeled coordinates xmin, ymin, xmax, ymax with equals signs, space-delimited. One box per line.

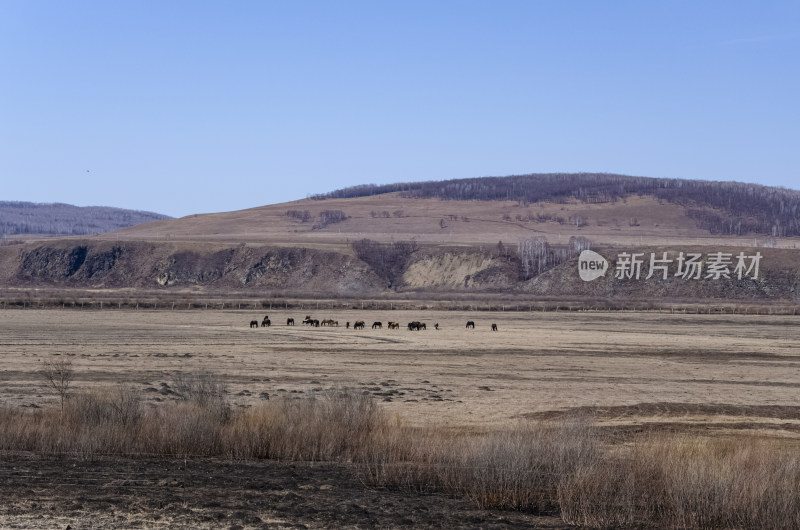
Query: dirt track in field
xmin=2 ymin=308 xmax=799 ymax=434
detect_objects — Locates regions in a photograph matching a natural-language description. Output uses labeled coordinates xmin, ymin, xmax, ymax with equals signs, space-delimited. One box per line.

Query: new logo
xmin=578 ymin=250 xmax=608 ymax=282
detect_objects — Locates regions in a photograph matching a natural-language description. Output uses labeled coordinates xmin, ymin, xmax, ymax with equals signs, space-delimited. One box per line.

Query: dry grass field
xmin=106 ymin=193 xmax=800 ymax=249
xmin=2 ymin=308 xmax=799 ymax=527
xmin=2 ymin=308 xmax=798 ymax=433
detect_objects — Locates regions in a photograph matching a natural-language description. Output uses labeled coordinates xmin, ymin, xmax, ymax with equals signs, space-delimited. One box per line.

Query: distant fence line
xmin=0 ymin=297 xmax=798 ymax=315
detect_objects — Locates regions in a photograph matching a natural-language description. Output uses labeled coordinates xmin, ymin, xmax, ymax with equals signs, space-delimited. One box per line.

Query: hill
xmin=0 ymin=201 xmax=171 ymax=239
xmin=106 ymin=173 xmax=799 ymax=250
xmin=1 ymin=174 xmax=798 ymax=303
xmin=319 ymin=173 xmax=800 ymax=238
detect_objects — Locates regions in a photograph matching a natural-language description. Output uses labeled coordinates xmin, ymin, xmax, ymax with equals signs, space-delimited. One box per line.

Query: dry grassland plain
xmin=2 ymin=308 xmax=798 ymax=436
xmin=2 ymin=307 xmax=800 ymax=527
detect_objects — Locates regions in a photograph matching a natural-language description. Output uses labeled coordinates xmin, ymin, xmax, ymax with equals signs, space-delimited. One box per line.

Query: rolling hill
xmin=105 ymin=173 xmax=798 ymax=249
xmin=1 ymin=174 xmax=798 ymax=302
xmin=0 ymin=201 xmax=171 ymax=238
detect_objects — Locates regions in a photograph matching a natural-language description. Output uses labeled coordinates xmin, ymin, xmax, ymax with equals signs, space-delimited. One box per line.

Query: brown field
xmin=2 ymin=308 xmax=798 ymax=432
xmin=3 ymin=308 xmax=800 ymax=432
xmin=2 ymin=308 xmax=799 ymax=527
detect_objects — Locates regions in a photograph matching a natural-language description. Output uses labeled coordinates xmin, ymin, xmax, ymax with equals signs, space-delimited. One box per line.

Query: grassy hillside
xmin=107 ymin=192 xmax=795 ymax=251
xmin=320 ymin=173 xmax=800 ymax=237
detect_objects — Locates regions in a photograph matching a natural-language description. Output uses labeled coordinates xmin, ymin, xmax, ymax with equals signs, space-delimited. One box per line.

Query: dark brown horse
xmin=353 ymin=320 xmax=365 ymax=330
xmin=287 ymin=318 xmax=295 ymax=326
xmin=249 ymin=320 xmax=259 ymax=328
xmin=491 ymin=323 xmax=498 ymax=331
xmin=466 ymin=321 xmax=475 ymax=329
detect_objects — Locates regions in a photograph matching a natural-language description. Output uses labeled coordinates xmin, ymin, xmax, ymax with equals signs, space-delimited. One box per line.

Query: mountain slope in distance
xmin=0 ymin=201 xmax=171 ymax=238
xmin=108 ymin=173 xmax=800 ymax=250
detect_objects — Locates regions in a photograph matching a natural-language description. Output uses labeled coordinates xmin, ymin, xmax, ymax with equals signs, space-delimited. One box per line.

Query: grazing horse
xmin=466 ymin=321 xmax=475 ymax=329
xmin=249 ymin=320 xmax=259 ymax=328
xmin=287 ymin=318 xmax=295 ymax=326
xmin=313 ymin=319 xmax=320 ymax=327
xmin=408 ymin=321 xmax=422 ymax=331
xmin=372 ymin=321 xmax=382 ymax=329
xmin=346 ymin=321 xmax=350 ymax=329
xmin=321 ymin=319 xmax=334 ymax=326
xmin=302 ymin=316 xmax=314 ymax=326
xmin=419 ymin=322 xmax=427 ymax=330
xmin=388 ymin=321 xmax=399 ymax=329
xmin=491 ymin=323 xmax=498 ymax=331
xmin=262 ymin=318 xmax=271 ymax=327
xmin=353 ymin=320 xmax=365 ymax=330
xmin=434 ymin=323 xmax=439 ymax=330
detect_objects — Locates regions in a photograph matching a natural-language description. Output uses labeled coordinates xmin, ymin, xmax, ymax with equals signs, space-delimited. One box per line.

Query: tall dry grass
xmin=0 ymin=381 xmax=798 ymax=527
xmin=0 ymin=383 xmax=385 ymax=460
xmin=558 ymin=435 xmax=800 ymax=528
xmin=358 ymin=415 xmax=598 ymax=513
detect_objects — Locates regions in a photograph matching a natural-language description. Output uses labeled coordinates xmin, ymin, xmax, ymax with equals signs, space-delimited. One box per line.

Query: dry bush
xmin=224 ymin=387 xmax=386 ymax=461
xmin=358 ymin=416 xmax=598 ymax=513
xmin=139 ymin=402 xmax=228 ymax=456
xmin=171 ymin=370 xmax=230 ymax=421
xmin=40 ymin=356 xmax=74 ymax=413
xmin=66 ymin=385 xmax=144 ymax=427
xmin=558 ymin=434 xmax=800 ymax=528
xmin=0 ymin=383 xmax=385 ymax=460
xmin=1 ymin=385 xmax=799 ymax=527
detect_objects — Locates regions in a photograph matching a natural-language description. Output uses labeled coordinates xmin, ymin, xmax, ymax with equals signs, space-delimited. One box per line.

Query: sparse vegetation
xmin=40 ymin=356 xmax=74 ymax=414
xmin=517 ymin=236 xmax=592 ymax=279
xmin=312 ymin=209 xmax=348 ymax=230
xmin=319 ymin=173 xmax=800 ymax=236
xmin=286 ymin=209 xmax=312 ymax=222
xmin=0 ymin=384 xmax=797 ymax=527
xmin=286 ymin=209 xmax=348 ymax=229
xmin=351 ymin=238 xmax=419 ymax=289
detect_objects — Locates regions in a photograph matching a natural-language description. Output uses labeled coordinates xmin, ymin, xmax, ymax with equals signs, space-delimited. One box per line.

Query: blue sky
xmin=1 ymin=1 xmax=798 ymax=217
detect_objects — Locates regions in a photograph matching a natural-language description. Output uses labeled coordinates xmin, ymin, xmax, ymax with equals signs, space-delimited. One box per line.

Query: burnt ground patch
xmin=0 ymin=452 xmax=565 ymax=529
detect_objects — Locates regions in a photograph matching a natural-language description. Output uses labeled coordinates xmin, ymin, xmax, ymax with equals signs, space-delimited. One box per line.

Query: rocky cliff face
xmin=0 ymin=240 xmax=797 ymax=302
xmin=1 ymin=241 xmax=384 ymax=296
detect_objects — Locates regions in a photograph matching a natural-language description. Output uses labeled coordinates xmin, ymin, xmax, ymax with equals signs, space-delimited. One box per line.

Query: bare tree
xmin=352 ymin=238 xmax=419 ymax=289
xmin=41 ymin=357 xmax=74 ymax=413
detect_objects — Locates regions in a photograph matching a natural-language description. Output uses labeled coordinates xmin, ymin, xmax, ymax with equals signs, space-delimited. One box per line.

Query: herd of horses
xmin=249 ymin=316 xmax=498 ymax=331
